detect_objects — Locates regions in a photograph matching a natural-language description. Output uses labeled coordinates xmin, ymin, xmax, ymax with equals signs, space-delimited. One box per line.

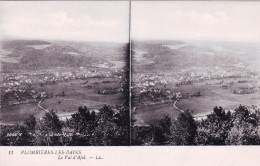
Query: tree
xmin=233 ymin=105 xmax=258 ymax=127
xmin=91 ymin=105 xmax=117 ymax=145
xmin=34 ymin=110 xmax=62 ymax=146
xmin=170 ymin=110 xmax=197 ymax=145
xmin=0 ymin=125 xmax=32 ymax=146
xmin=24 ymin=115 xmax=36 ymax=131
xmin=226 ymin=121 xmax=260 ymax=145
xmin=225 ymin=105 xmax=260 ymax=145
xmin=113 ymin=106 xmax=130 ymax=145
xmin=90 ymin=105 xmax=130 ymax=146
xmin=12 ymin=125 xmax=32 ymax=146
xmin=196 ymin=106 xmax=232 ymax=145
xmin=131 ymin=126 xmax=154 ymax=145
xmin=42 ymin=110 xmax=62 ymax=132
xmin=0 ymin=126 xmax=9 ymax=145
xmin=152 ymin=116 xmax=172 ymax=145
xmin=66 ymin=106 xmax=97 ymax=145
xmin=68 ymin=106 xmax=97 ymax=133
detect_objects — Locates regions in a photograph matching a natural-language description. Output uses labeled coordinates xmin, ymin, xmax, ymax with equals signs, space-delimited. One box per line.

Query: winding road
xmin=37 ymin=98 xmax=49 ymax=113
xmin=173 ymin=100 xmax=184 ymax=113
xmin=173 ymin=92 xmax=208 ymax=120
xmin=173 ymin=92 xmax=184 ymax=113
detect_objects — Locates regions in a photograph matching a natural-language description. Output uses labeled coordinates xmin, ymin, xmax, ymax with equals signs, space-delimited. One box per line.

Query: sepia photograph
xmin=1 ymin=0 xmax=260 ymax=166
xmin=0 ymin=1 xmax=130 ymax=146
xmin=1 ymin=0 xmax=260 ymax=149
xmin=131 ymin=1 xmax=260 ymax=145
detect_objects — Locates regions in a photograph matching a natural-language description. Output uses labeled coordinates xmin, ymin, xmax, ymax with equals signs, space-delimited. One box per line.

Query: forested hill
xmin=1 ymin=40 xmax=127 ymax=72
xmin=132 ymin=40 xmax=260 ymax=72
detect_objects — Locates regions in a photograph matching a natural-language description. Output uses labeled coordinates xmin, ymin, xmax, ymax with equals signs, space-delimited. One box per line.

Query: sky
xmin=132 ymin=1 xmax=260 ymax=43
xmin=0 ymin=1 xmax=129 ymax=43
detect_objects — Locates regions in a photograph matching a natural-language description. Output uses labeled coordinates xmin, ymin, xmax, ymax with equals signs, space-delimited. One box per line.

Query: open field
xmin=40 ymin=78 xmax=125 ymax=112
xmin=133 ymin=103 xmax=180 ymax=126
xmin=176 ymin=78 xmax=260 ymax=114
xmin=0 ymin=103 xmax=44 ymax=124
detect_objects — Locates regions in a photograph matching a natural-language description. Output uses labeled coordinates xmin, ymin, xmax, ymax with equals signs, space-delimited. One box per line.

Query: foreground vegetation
xmin=2 ymin=103 xmax=260 ymax=146
xmin=0 ymin=105 xmax=129 ymax=146
xmin=132 ymin=105 xmax=260 ymax=145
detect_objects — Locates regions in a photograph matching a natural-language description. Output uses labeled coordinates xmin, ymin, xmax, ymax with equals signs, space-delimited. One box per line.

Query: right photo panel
xmin=131 ymin=1 xmax=260 ymax=145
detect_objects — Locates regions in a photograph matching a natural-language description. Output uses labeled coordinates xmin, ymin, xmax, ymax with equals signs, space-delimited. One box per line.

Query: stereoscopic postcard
xmin=0 ymin=0 xmax=260 ymax=165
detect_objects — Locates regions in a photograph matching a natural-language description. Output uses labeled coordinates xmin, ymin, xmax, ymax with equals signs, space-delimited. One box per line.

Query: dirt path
xmin=37 ymin=98 xmax=49 ymax=113
xmin=173 ymin=92 xmax=184 ymax=113
xmin=173 ymin=92 xmax=208 ymax=120
xmin=173 ymin=100 xmax=184 ymax=113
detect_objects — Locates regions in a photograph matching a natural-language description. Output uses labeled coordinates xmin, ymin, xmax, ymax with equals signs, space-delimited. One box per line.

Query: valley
xmin=132 ymin=40 xmax=260 ymax=126
xmin=0 ymin=40 xmax=128 ymax=124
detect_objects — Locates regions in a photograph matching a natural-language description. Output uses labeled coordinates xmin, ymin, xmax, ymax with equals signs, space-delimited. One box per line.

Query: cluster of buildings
xmin=176 ymin=67 xmax=255 ymax=86
xmin=132 ymin=65 xmax=257 ymax=107
xmin=1 ymin=66 xmax=124 ymax=89
xmin=0 ymin=66 xmax=124 ymax=108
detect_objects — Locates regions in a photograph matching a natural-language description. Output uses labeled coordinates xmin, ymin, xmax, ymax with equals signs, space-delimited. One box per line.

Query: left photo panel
xmin=0 ymin=1 xmax=130 ymax=146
